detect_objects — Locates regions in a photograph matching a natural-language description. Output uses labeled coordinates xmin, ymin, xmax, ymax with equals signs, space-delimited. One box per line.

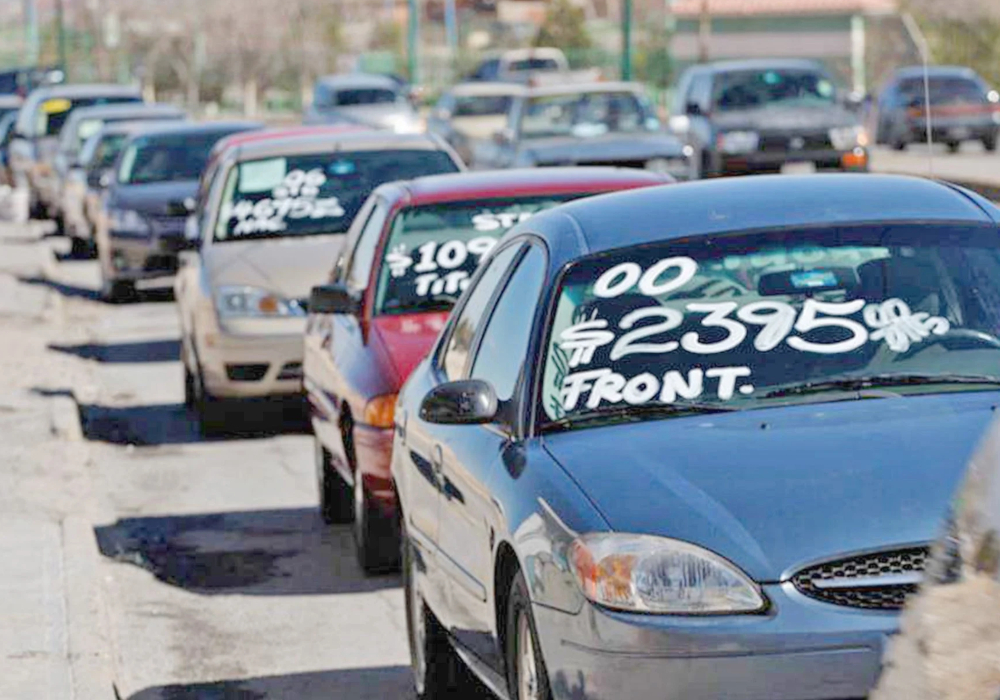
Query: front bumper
xmin=198 ymin=317 xmax=306 ymax=399
xmin=720 ymin=148 xmax=868 ymax=175
xmin=534 ymin=582 xmax=895 ymax=700
xmin=107 ymin=231 xmax=188 ymax=281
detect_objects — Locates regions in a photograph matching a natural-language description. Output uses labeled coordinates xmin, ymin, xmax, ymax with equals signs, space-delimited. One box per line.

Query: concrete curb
xmin=62 ymin=517 xmax=119 ymax=699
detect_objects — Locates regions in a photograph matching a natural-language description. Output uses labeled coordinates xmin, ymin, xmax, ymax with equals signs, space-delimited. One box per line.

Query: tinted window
xmin=507 ymin=58 xmax=560 ymax=73
xmin=713 ymin=69 xmax=836 ymax=112
xmin=212 ymin=150 xmax=459 ymax=243
xmin=334 ymin=89 xmax=399 ymax=106
xmin=374 ymin=195 xmax=576 ymax=316
xmin=471 ymin=245 xmax=547 ymax=403
xmin=88 ymin=134 xmax=128 ymax=170
xmin=898 ymin=76 xmax=985 ymax=106
xmin=521 ymin=92 xmax=653 ymax=139
xmin=443 ymin=244 xmax=522 ymax=381
xmin=346 ymin=199 xmax=389 ymax=292
xmin=118 ymin=130 xmax=236 ymax=185
xmin=454 ymin=95 xmax=513 ymax=117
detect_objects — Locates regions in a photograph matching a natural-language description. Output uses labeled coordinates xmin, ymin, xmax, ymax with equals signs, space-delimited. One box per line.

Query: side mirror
xmin=685 ymin=102 xmax=703 ymax=117
xmin=419 ymin=379 xmax=498 ymax=426
xmin=183 ymin=197 xmax=197 ymax=214
xmin=309 ymin=283 xmax=360 ymax=315
xmin=98 ymin=171 xmax=112 ymax=189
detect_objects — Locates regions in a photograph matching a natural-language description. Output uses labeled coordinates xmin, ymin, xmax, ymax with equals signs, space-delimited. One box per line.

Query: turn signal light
xmin=364 ymin=393 xmax=398 ymax=429
xmin=841 ymin=148 xmax=867 ymax=170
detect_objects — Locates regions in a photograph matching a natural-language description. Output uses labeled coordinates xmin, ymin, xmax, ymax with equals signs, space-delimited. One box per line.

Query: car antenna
xmin=903 ymin=13 xmax=935 ymax=177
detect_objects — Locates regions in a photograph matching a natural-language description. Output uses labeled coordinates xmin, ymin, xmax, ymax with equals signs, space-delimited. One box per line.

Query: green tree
xmin=906 ymin=0 xmax=1000 ymax=87
xmin=534 ymin=0 xmax=592 ymax=53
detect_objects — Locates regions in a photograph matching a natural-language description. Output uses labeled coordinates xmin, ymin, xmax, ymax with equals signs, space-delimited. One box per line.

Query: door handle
xmin=432 ymin=444 xmax=444 ymax=475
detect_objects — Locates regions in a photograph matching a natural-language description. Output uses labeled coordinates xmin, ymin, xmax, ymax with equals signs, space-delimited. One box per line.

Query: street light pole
xmin=621 ymin=0 xmax=632 ymax=81
xmin=408 ymin=0 xmax=420 ymax=84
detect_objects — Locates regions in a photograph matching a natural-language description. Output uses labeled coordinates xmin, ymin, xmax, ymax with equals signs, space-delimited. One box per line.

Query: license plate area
xmin=781 ymin=161 xmax=817 ymax=174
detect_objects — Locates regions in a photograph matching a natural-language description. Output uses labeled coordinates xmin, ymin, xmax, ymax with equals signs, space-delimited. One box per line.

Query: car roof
xmin=694 ymin=58 xmax=828 ymax=75
xmin=0 ymin=94 xmax=23 ymax=108
xmin=316 ymin=73 xmax=399 ymax=91
xmin=380 ymin=167 xmax=670 ymax=207
xmin=449 ymin=82 xmax=526 ymax=97
xmin=891 ymin=65 xmax=981 ymax=80
xmin=522 ymin=174 xmax=998 ymax=258
xmin=65 ymin=103 xmax=183 ymax=122
xmin=212 ymin=124 xmax=359 ymax=152
xmin=94 ymin=119 xmax=188 ymax=138
xmin=226 ymin=130 xmax=451 ymax=161
xmin=124 ymin=120 xmax=259 ymax=141
xmin=28 ymin=83 xmax=142 ymax=101
xmin=525 ymin=81 xmax=644 ymax=97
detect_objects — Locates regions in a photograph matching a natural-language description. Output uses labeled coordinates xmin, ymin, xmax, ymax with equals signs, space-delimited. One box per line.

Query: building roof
xmin=525 ymin=174 xmax=996 ymax=257
xmin=384 ymin=167 xmax=669 ymax=207
xmin=671 ymin=0 xmax=896 ymax=17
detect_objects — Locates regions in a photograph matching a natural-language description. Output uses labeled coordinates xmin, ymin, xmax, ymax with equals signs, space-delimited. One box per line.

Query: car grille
xmin=759 ymin=132 xmax=832 ymax=153
xmin=225 ymin=363 xmax=269 ymax=382
xmin=791 ymin=547 xmax=928 ymax=611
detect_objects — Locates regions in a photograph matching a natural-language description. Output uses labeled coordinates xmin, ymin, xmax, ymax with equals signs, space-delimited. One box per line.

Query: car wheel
xmin=983 ymin=131 xmax=998 ymax=152
xmin=891 ymin=136 xmax=907 ymax=151
xmin=353 ymin=465 xmax=400 ymax=573
xmin=315 ymin=436 xmax=352 ymax=524
xmin=192 ymin=368 xmax=227 ymax=438
xmin=506 ymin=570 xmax=552 ymax=700
xmin=69 ymin=235 xmax=90 ymax=259
xmin=946 ymin=141 xmax=961 ymax=154
xmin=183 ymin=364 xmax=197 ymax=408
xmin=404 ymin=524 xmax=470 ymax=699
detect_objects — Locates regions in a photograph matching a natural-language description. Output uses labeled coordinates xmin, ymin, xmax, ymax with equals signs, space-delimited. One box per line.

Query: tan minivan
xmin=174 ymin=128 xmax=463 ymax=434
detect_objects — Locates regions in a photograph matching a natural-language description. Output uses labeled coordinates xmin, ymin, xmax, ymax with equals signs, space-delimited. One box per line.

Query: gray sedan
xmin=304 ymin=73 xmax=422 ymax=134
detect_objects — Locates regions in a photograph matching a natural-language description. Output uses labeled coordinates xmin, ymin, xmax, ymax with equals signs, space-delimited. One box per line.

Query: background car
xmin=96 ymin=120 xmax=259 ymax=302
xmin=671 ymin=59 xmax=869 ymax=177
xmin=0 ymin=110 xmax=20 ymax=187
xmin=465 ymin=47 xmax=598 ymax=84
xmin=304 ymin=166 xmax=670 ymax=572
xmin=175 ymin=130 xmax=463 ymax=435
xmin=872 ymin=415 xmax=1000 ymax=700
xmin=54 ymin=103 xmax=186 ymax=248
xmin=304 ymin=73 xmax=423 ymax=134
xmin=477 ymin=82 xmax=694 ymax=179
xmin=393 ymin=173 xmax=1000 ymax=700
xmin=427 ymin=82 xmax=524 ymax=166
xmin=870 ymin=65 xmax=1000 ymax=153
xmin=8 ymin=83 xmax=143 ymax=217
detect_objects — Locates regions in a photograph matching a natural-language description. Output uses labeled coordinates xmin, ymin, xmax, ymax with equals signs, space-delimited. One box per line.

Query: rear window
xmin=507 ymin=58 xmax=560 ymax=73
xmin=334 ymin=89 xmax=399 ymax=106
xmin=454 ymin=95 xmax=513 ymax=117
xmin=213 ymin=149 xmax=460 ymax=243
xmin=898 ymin=76 xmax=985 ymax=105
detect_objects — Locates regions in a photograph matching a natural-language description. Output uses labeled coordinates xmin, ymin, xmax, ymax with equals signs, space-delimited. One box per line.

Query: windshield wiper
xmin=541 ymin=401 xmax=739 ymax=433
xmin=763 ymin=373 xmax=1000 ymax=399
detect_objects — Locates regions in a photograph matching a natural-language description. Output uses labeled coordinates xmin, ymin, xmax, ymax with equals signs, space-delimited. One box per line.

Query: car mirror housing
xmin=309 ymin=283 xmax=360 ymax=315
xmin=493 ymin=128 xmax=514 ymax=146
xmin=419 ymin=379 xmax=499 ymax=426
xmin=98 ymin=171 xmax=112 ymax=189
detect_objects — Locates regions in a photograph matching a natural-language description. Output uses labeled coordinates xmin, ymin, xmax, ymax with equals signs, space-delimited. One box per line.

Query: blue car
xmin=392 ymin=173 xmax=1000 ymax=700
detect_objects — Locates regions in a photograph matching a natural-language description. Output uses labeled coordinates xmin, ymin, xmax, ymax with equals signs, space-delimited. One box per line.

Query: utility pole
xmin=621 ymin=0 xmax=632 ymax=81
xmin=55 ymin=0 xmax=67 ymax=74
xmin=24 ymin=0 xmax=39 ymax=66
xmin=408 ymin=0 xmax=420 ymax=83
xmin=697 ymin=0 xmax=710 ymax=62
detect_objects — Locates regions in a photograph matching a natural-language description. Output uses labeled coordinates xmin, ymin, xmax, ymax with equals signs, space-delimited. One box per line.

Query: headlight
xmin=363 ymin=393 xmax=398 ymax=429
xmin=829 ymin=125 xmax=868 ymax=150
xmin=214 ymin=286 xmax=305 ymax=318
xmin=717 ymin=130 xmax=760 ymax=155
xmin=384 ymin=114 xmax=423 ymax=134
xmin=568 ymin=533 xmax=766 ymax=614
xmin=108 ymin=208 xmax=151 ymax=236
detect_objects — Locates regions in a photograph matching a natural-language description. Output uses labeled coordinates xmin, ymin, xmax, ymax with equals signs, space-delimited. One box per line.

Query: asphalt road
xmin=42 ymin=247 xmax=415 ymax=699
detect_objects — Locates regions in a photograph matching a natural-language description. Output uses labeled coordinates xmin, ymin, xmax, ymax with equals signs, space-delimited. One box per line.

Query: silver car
xmin=304 ymin=73 xmax=423 ymax=134
xmin=174 ymin=129 xmax=462 ymax=435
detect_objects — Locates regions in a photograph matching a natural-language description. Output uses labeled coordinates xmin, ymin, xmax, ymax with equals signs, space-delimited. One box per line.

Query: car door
xmin=433 ymin=242 xmax=548 ymax=662
xmin=305 ymin=196 xmax=389 ymax=482
xmin=404 ymin=242 xmax=525 ymax=607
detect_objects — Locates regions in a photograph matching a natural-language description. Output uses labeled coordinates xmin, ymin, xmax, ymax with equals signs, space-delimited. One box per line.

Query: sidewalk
xmin=0 ymin=223 xmax=117 ymax=699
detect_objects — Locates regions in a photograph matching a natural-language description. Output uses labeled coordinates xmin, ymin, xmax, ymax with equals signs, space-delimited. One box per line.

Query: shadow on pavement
xmin=18 ymin=275 xmax=175 ymax=304
xmin=125 ymin=666 xmax=418 ymax=700
xmin=49 ymin=338 xmax=180 ymax=363
xmin=77 ymin=399 xmax=309 ymax=446
xmin=95 ymin=507 xmax=400 ymax=596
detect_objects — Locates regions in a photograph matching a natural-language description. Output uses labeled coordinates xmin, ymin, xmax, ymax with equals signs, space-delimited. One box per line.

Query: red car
xmin=303 ymin=167 xmax=671 ymax=571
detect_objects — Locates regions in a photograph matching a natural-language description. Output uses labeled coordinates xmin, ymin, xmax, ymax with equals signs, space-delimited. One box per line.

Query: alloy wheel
xmin=516 ymin=610 xmax=540 ymax=700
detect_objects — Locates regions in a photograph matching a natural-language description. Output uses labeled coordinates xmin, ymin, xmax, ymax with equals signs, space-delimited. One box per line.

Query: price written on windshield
xmin=385 ymin=236 xmax=498 ymax=297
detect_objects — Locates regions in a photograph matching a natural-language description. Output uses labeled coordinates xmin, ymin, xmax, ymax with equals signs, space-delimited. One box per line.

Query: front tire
xmin=983 ymin=130 xmax=998 ymax=152
xmin=101 ymin=276 xmax=135 ymax=304
xmin=316 ymin=436 xmax=352 ymax=524
xmin=946 ymin=140 xmax=961 ymax=154
xmin=505 ymin=571 xmax=553 ymax=700
xmin=353 ymin=467 xmax=400 ymax=573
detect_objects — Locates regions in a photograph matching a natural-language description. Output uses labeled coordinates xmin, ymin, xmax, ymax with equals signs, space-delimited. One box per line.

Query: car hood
xmin=542 ymin=393 xmax=998 ymax=582
xmin=370 ymin=312 xmax=449 ymax=387
xmin=519 ymin=132 xmax=686 ymax=164
xmin=110 ymin=180 xmax=198 ymax=216
xmin=712 ymin=104 xmax=858 ymax=133
xmin=452 ymin=115 xmax=508 ymax=140
xmin=203 ymin=235 xmax=345 ymax=301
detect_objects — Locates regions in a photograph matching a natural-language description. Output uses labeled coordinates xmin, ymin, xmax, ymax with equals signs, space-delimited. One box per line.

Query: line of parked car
xmin=5 ymin=60 xmax=1000 ymax=700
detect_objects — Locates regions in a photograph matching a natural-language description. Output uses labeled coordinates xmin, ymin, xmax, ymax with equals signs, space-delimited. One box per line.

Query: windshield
xmin=454 ymin=95 xmax=513 ymax=117
xmin=118 ymin=131 xmax=233 ymax=185
xmin=375 ymin=195 xmax=577 ymax=315
xmin=541 ymin=223 xmax=1000 ymax=426
xmin=335 ymin=88 xmax=399 ymax=106
xmin=713 ymin=69 xmax=837 ymax=112
xmin=35 ymin=95 xmax=140 ymax=137
xmin=507 ymin=57 xmax=560 ymax=73
xmin=898 ymin=76 xmax=986 ymax=106
xmin=521 ymin=91 xmax=656 ymax=139
xmin=84 ymin=133 xmax=128 ymax=170
xmin=213 ymin=150 xmax=459 ymax=243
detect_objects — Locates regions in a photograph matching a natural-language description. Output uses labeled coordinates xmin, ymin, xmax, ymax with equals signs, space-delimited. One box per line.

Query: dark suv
xmin=871 ymin=66 xmax=1000 ymax=153
xmin=671 ymin=59 xmax=868 ymax=177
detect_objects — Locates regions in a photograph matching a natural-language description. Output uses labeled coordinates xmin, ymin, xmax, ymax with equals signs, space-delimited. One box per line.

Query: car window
xmin=540 ymin=222 xmax=1000 ymax=426
xmin=346 ymin=198 xmax=389 ymax=293
xmin=898 ymin=76 xmax=986 ymax=106
xmin=521 ymin=92 xmax=651 ymax=139
xmin=211 ymin=149 xmax=459 ymax=243
xmin=688 ymin=72 xmax=712 ymax=114
xmin=470 ymin=244 xmax=547 ymax=404
xmin=333 ymin=197 xmax=377 ymax=283
xmin=442 ymin=244 xmax=523 ymax=381
xmin=118 ymin=130 xmax=236 ymax=185
xmin=712 ymin=69 xmax=836 ymax=112
xmin=454 ymin=94 xmax=513 ymax=117
xmin=333 ymin=88 xmax=399 ymax=106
